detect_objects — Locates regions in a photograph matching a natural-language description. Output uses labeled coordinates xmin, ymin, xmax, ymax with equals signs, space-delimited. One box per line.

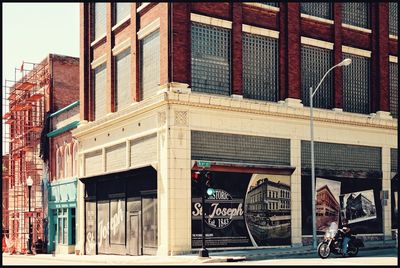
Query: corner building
xmin=75 ymin=2 xmax=398 ymax=256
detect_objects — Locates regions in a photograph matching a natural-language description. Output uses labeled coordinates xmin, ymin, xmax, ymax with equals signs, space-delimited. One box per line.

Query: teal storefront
xmin=48 ymin=177 xmax=77 ymax=254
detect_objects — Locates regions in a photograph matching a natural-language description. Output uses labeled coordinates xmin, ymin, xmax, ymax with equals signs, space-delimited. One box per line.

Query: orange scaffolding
xmin=2 ymin=61 xmax=48 ymax=254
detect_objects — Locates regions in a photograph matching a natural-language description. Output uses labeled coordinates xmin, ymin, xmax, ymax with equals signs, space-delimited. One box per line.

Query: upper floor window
xmin=389 ymin=2 xmax=398 ymax=36
xmin=300 ymin=2 xmax=332 ymax=20
xmin=389 ymin=62 xmax=398 ymax=118
xmin=140 ymin=30 xmax=160 ymax=100
xmin=114 ymin=48 xmax=131 ymax=111
xmin=93 ymin=3 xmax=107 ymax=41
xmin=114 ymin=3 xmax=131 ymax=25
xmin=93 ymin=63 xmax=107 ymax=120
xmin=301 ymin=45 xmax=333 ymax=109
xmin=243 ymin=33 xmax=278 ymax=102
xmin=191 ymin=22 xmax=231 ymax=96
xmin=342 ymin=53 xmax=370 ymax=114
xmin=342 ymin=2 xmax=370 ymax=29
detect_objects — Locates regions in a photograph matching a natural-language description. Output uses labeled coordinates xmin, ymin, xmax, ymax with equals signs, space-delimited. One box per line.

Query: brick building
xmin=2 ymin=54 xmax=79 ymax=254
xmin=74 ymin=3 xmax=398 ymax=256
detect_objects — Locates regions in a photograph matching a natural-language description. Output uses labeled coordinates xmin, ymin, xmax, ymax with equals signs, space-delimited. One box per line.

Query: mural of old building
xmin=316 ymin=185 xmax=340 ymax=231
xmin=345 ymin=192 xmax=376 ymax=221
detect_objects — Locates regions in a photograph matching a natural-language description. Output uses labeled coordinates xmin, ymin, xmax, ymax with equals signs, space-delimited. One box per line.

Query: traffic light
xmin=204 ymin=171 xmax=215 ymax=197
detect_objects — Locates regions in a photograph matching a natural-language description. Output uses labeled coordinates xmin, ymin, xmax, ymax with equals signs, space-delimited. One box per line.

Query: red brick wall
xmin=232 ymin=3 xmax=243 ymax=96
xmin=242 ymin=5 xmax=278 ymax=30
xmin=191 ymin=2 xmax=230 ymax=20
xmin=51 ymin=55 xmax=80 ymax=112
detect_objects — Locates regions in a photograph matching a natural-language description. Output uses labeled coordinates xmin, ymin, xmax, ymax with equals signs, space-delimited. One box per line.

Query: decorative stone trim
xmin=284 ymin=98 xmax=304 ymax=108
xmin=112 ymin=38 xmax=131 ymax=56
xmin=137 ymin=18 xmax=160 ymax=40
xmin=242 ymin=24 xmax=279 ymax=39
xmin=301 ymin=36 xmax=333 ymax=50
xmin=190 ymin=13 xmax=232 ymax=29
xmin=342 ymin=45 xmax=371 ymax=58
xmin=231 ymin=94 xmax=244 ymax=100
xmin=300 ymin=13 xmax=334 ymax=25
xmin=90 ymin=54 xmax=107 ymax=69
xmin=389 ymin=34 xmax=398 ymax=40
xmin=375 ymin=111 xmax=393 ymax=120
xmin=112 ymin=16 xmax=130 ymax=32
xmin=137 ymin=3 xmax=150 ymax=13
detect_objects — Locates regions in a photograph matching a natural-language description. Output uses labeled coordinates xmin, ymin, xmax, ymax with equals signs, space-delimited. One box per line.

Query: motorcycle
xmin=317 ymin=222 xmax=364 ymax=259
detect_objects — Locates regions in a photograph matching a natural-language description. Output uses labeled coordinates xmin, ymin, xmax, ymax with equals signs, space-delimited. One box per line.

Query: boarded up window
xmin=191 ymin=131 xmax=290 ymax=166
xmin=389 ymin=62 xmax=398 ymax=118
xmin=115 ymin=2 xmax=130 ymax=25
xmin=342 ymin=2 xmax=370 ymax=29
xmin=130 ymin=134 xmax=157 ymax=167
xmin=115 ymin=48 xmax=131 ymax=111
xmin=85 ymin=150 xmax=102 ymax=176
xmin=93 ymin=63 xmax=107 ymax=120
xmin=342 ymin=53 xmax=370 ymax=114
xmin=300 ymin=2 xmax=332 ymax=19
xmin=243 ymin=33 xmax=278 ymax=102
xmin=106 ymin=143 xmax=126 ymax=172
xmin=85 ymin=201 xmax=96 ymax=255
xmin=301 ymin=45 xmax=333 ymax=109
xmin=191 ymin=22 xmax=231 ymax=95
xmin=140 ymin=30 xmax=160 ymax=100
xmin=110 ymin=198 xmax=125 ymax=245
xmin=94 ymin=3 xmax=107 ymax=40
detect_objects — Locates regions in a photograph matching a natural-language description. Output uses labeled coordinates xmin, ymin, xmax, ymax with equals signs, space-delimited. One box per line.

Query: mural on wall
xmin=85 ymin=202 xmax=96 ymax=255
xmin=316 ymin=178 xmax=341 ymax=232
xmin=191 ymin=172 xmax=291 ymax=248
xmin=302 ymin=176 xmax=382 ymax=235
xmin=245 ymin=174 xmax=291 ymax=247
xmin=340 ymin=189 xmax=377 ymax=224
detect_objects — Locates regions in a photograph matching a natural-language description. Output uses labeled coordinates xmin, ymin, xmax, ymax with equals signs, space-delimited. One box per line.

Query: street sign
xmin=197 ymin=160 xmax=211 ymax=168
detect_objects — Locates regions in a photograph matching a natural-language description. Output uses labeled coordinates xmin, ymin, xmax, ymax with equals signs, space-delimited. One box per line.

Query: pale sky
xmin=2 ymin=3 xmax=79 ymax=155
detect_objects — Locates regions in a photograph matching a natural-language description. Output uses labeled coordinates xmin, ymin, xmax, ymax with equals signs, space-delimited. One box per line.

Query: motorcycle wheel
xmin=347 ymin=246 xmax=359 ymax=257
xmin=317 ymin=242 xmax=331 ymax=259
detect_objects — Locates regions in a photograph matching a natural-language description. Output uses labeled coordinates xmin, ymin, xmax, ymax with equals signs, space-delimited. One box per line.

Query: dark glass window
xmin=390 ymin=62 xmax=398 ymax=118
xmin=243 ymin=33 xmax=278 ymax=102
xmin=115 ymin=3 xmax=130 ymax=25
xmin=93 ymin=63 xmax=107 ymax=120
xmin=140 ymin=30 xmax=160 ymax=100
xmin=300 ymin=2 xmax=332 ymax=20
xmin=191 ymin=22 xmax=231 ymax=95
xmin=301 ymin=45 xmax=333 ymax=109
xmin=115 ymin=48 xmax=131 ymax=111
xmin=71 ymin=208 xmax=76 ymax=245
xmin=342 ymin=53 xmax=370 ymax=114
xmin=94 ymin=3 xmax=107 ymax=40
xmin=389 ymin=2 xmax=398 ymax=36
xmin=342 ymin=2 xmax=370 ymax=29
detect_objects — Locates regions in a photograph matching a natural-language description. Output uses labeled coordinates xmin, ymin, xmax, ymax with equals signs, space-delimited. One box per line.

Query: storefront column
xmin=76 ymin=158 xmax=85 ymax=254
xmin=382 ymin=147 xmax=392 ymax=240
xmin=290 ymin=138 xmax=302 ymax=246
xmin=157 ymin=106 xmax=192 ymax=255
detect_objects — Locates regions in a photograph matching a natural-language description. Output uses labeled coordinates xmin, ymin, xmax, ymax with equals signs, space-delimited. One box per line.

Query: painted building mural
xmin=191 ymin=171 xmax=291 ymax=248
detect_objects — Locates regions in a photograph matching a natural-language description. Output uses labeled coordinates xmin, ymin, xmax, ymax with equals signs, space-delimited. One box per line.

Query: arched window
xmin=56 ymin=148 xmax=63 ymax=180
xmin=65 ymin=145 xmax=71 ymax=178
xmin=72 ymin=142 xmax=78 ymax=177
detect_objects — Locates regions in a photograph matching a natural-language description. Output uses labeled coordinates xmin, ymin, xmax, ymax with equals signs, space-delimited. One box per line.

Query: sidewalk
xmin=3 ymin=240 xmax=396 ymax=265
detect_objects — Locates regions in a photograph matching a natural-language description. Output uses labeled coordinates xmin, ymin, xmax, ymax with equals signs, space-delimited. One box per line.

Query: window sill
xmin=91 ymin=33 xmax=107 ymax=47
xmin=300 ymin=13 xmax=333 ymax=25
xmin=389 ymin=34 xmax=398 ymax=40
xmin=243 ymin=2 xmax=279 ymax=12
xmin=342 ymin=23 xmax=372 ymax=34
xmin=112 ymin=16 xmax=131 ymax=32
xmin=137 ymin=3 xmax=150 ymax=13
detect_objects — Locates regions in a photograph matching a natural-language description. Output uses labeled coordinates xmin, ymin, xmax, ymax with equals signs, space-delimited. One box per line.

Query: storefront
xmin=48 ymin=177 xmax=77 ymax=254
xmin=82 ymin=166 xmax=157 ymax=255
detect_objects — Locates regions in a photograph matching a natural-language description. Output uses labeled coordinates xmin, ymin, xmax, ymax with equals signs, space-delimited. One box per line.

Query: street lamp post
xmin=26 ymin=176 xmax=33 ymax=254
xmin=309 ymin=58 xmax=351 ymax=249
